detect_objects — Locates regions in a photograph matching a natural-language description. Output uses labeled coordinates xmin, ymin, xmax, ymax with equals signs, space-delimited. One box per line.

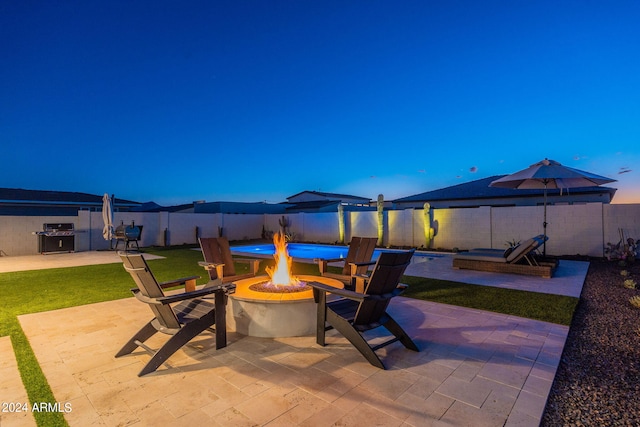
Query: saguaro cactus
xmin=423 ymin=202 xmax=435 ymax=248
xmin=279 ymin=215 xmax=291 ymax=234
xmin=337 ymin=204 xmax=345 ymax=244
xmin=377 ymin=194 xmax=384 ymax=246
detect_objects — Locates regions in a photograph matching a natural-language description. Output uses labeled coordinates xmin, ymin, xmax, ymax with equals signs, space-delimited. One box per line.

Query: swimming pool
xmin=230 ymin=242 xmax=444 ymax=261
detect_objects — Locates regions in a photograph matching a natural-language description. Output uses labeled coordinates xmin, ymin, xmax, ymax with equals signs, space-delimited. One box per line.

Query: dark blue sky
xmin=2 ymin=1 xmax=639 ymax=204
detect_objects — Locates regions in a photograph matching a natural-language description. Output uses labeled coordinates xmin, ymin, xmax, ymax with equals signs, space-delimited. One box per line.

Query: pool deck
xmin=1 ymin=250 xmax=587 ymax=426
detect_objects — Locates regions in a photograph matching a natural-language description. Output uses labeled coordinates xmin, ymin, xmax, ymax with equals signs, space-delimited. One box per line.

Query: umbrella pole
xmin=543 ymin=185 xmax=547 ymax=257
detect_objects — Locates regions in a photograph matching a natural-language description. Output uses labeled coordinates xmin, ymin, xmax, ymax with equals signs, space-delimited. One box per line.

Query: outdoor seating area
xmin=0 ymin=249 xmax=588 ymax=426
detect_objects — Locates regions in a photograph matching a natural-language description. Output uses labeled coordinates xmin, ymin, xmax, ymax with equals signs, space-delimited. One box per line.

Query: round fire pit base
xmin=226 ymin=275 xmax=343 ymax=338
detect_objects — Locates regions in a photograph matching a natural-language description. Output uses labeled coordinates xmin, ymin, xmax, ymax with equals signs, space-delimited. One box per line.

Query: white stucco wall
xmin=3 ymin=203 xmax=640 ymax=257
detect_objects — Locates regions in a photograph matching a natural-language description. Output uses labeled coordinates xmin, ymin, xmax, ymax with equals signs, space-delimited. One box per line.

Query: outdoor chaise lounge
xmin=198 ymin=237 xmax=261 ymax=287
xmin=308 ymin=250 xmax=419 ymax=369
xmin=117 ymin=253 xmax=236 ymax=376
xmin=315 ymin=236 xmax=377 ymax=290
xmin=452 ymin=235 xmax=558 ymax=278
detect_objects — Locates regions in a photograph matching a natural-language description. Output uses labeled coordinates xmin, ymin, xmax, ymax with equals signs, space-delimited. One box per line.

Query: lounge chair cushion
xmin=453 ymin=253 xmax=508 ymax=263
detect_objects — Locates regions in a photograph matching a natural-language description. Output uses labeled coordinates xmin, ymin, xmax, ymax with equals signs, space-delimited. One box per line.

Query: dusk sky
xmin=2 ymin=1 xmax=639 ymax=205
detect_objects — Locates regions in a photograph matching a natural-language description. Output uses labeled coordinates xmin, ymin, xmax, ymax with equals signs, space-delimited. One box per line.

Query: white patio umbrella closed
xmin=490 ymin=159 xmax=616 ymax=255
xmin=102 ymin=193 xmax=114 ymax=249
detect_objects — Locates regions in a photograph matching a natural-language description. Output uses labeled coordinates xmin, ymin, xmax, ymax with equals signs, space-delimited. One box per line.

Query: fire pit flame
xmin=252 ymin=232 xmax=309 ymax=293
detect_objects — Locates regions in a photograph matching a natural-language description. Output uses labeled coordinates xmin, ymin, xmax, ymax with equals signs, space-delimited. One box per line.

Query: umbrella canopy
xmin=102 ymin=193 xmax=114 ymax=245
xmin=490 ymin=158 xmax=616 ymax=190
xmin=490 ymin=159 xmax=616 ymax=255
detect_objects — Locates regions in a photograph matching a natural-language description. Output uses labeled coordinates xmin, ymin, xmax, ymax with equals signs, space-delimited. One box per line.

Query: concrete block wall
xmin=491 ymin=206 xmax=544 ymax=250
xmin=218 ymin=214 xmax=263 ymax=241
xmin=388 ymin=209 xmax=415 ymax=247
xmin=296 ymin=213 xmax=339 ymax=243
xmin=603 ymin=204 xmax=640 ymax=246
xmin=0 ymin=215 xmax=78 ymax=256
xmin=431 ymin=207 xmax=492 ymax=250
xmin=3 ymin=203 xmax=640 ymax=257
xmin=547 ymin=204 xmax=604 ymax=257
xmin=347 ymin=211 xmax=378 ymax=242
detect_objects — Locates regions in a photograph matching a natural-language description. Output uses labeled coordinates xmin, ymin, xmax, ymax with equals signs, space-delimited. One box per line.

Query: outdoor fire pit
xmin=226 ymin=275 xmax=342 ymax=338
xmin=225 ymin=232 xmax=342 ymax=337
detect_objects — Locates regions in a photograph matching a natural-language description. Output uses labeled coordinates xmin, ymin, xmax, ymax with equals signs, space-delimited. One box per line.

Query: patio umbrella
xmin=102 ymin=193 xmax=114 ymax=249
xmin=490 ymin=158 xmax=616 ymax=255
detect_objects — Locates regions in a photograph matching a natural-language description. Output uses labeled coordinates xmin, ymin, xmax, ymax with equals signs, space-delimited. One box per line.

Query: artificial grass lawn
xmin=0 ymin=246 xmax=578 ymax=426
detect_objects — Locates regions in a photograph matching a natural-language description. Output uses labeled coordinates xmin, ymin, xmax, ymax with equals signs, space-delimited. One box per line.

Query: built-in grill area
xmin=35 ymin=223 xmax=75 ymax=254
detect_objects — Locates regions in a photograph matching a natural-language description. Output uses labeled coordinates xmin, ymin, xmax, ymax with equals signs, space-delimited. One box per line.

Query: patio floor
xmin=1 ymin=251 xmax=587 ymax=426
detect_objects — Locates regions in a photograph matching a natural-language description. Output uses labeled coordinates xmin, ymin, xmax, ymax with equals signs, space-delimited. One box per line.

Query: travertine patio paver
xmin=17 ymin=295 xmax=570 ymax=426
xmin=0 ymin=336 xmax=37 ymax=427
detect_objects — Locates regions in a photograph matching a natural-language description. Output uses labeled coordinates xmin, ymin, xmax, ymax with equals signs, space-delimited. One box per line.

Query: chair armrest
xmin=158 ymin=275 xmax=200 ymax=289
xmin=158 ymin=283 xmax=236 ymax=304
xmin=234 ymin=258 xmax=261 ymax=274
xmin=307 ymin=281 xmax=366 ymax=302
xmin=316 ymin=257 xmax=346 ymax=264
xmin=198 ymin=261 xmax=224 ymax=270
xmin=315 ymin=258 xmax=345 ymax=275
xmin=351 ymin=261 xmax=376 ymax=267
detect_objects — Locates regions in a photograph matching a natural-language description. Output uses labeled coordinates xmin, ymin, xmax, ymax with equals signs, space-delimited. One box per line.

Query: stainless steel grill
xmin=34 ymin=223 xmax=75 ymax=254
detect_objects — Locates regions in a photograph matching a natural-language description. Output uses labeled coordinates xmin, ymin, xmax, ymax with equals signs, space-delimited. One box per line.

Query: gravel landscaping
xmin=541 ymin=259 xmax=640 ymax=426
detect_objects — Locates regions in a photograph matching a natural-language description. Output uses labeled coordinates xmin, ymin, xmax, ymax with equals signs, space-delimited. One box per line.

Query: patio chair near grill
xmin=315 ymin=236 xmax=377 ymax=290
xmin=117 ymin=252 xmax=236 ymax=376
xmin=198 ymin=237 xmax=261 ymax=286
xmin=308 ymin=249 xmax=419 ymax=369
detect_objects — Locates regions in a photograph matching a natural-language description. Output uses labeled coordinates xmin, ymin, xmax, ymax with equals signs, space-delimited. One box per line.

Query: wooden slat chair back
xmin=317 ymin=236 xmax=377 ymax=287
xmin=309 ymin=249 xmax=419 ymax=369
xmin=199 ymin=236 xmax=237 ymax=279
xmin=198 ymin=237 xmax=261 ymax=283
xmin=121 ymin=252 xmax=181 ymax=330
xmin=342 ymin=237 xmax=377 ymax=276
xmin=353 ymin=250 xmax=414 ymax=329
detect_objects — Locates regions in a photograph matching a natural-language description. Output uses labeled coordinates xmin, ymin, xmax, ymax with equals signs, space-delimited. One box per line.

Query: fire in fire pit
xmin=249 ymin=232 xmax=311 ymax=293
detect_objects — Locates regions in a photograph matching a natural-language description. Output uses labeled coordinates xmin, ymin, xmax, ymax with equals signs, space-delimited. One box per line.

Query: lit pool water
xmin=230 ymin=243 xmax=443 ymax=261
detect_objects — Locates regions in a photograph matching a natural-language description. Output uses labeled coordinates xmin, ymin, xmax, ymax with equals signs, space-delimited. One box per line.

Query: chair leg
xmin=214 ymin=290 xmax=228 ymax=349
xmin=326 ymin=311 xmax=385 ymax=369
xmin=382 ymin=315 xmax=419 ymax=352
xmin=138 ymin=311 xmax=215 ymax=376
xmin=115 ymin=320 xmax=157 ymax=357
xmin=315 ymin=290 xmax=327 ymax=347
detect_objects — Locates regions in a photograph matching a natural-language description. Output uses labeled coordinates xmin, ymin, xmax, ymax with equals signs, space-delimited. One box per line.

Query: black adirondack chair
xmin=308 ymin=249 xmax=419 ymax=369
xmin=117 ymin=253 xmax=235 ymax=376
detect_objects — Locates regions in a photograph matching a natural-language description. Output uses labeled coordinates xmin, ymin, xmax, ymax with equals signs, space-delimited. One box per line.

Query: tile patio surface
xmin=1 ymin=251 xmax=587 ymax=426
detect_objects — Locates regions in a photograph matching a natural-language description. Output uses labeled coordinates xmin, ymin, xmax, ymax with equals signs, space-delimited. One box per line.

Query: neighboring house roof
xmin=0 ymin=188 xmax=138 ymax=205
xmin=0 ymin=188 xmax=141 ymax=215
xmin=284 ymin=200 xmax=338 ymax=213
xmin=284 ymin=200 xmax=376 ymax=213
xmin=286 ymin=190 xmax=371 ymax=203
xmin=393 ymin=175 xmax=617 ymax=205
xmin=130 ymin=202 xmax=195 ymax=213
xmin=194 ymin=201 xmax=288 ymax=214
